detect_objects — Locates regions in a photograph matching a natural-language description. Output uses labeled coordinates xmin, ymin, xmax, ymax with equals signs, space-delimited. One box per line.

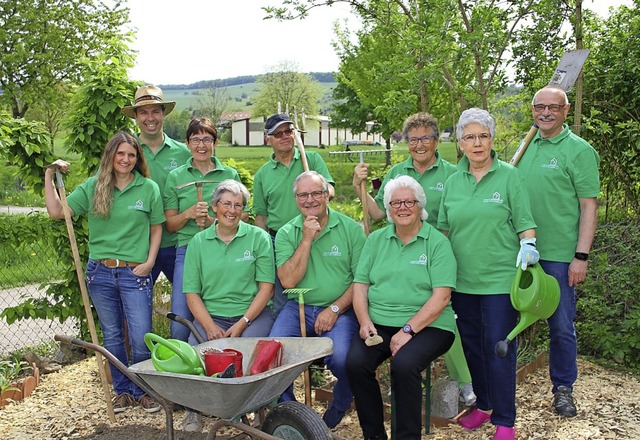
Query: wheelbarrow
xmin=54 ymin=332 xmax=334 ymax=440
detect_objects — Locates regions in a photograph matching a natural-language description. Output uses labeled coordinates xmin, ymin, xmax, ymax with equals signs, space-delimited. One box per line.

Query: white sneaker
xmin=459 ymin=383 xmax=477 ymax=406
xmin=183 ymin=410 xmax=203 ymax=432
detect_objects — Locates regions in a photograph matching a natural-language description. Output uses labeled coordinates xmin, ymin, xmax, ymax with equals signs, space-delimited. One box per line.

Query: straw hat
xmin=122 ymin=85 xmax=176 ymax=119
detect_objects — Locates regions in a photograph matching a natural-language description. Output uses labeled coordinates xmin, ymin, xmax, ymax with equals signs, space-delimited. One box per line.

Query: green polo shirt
xmin=253 ymin=149 xmax=335 ymax=231
xmin=275 ymin=208 xmax=365 ymax=306
xmin=353 ymin=222 xmax=456 ymax=332
xmin=164 ymin=157 xmax=242 ymax=247
xmin=138 ymin=133 xmax=191 ymax=248
xmin=438 ymin=153 xmax=537 ymax=294
xmin=183 ymin=221 xmax=275 ymax=317
xmin=374 ymin=153 xmax=457 ymax=227
xmin=517 ymin=125 xmax=600 ymax=262
xmin=67 ymin=171 xmax=165 ymax=262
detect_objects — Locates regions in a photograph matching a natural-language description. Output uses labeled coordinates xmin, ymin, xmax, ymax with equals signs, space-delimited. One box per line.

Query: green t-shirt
xmin=517 ymin=125 xmax=600 ymax=262
xmin=138 ymin=133 xmax=191 ymax=248
xmin=253 ymin=149 xmax=335 ymax=231
xmin=353 ymin=222 xmax=456 ymax=332
xmin=67 ymin=171 xmax=165 ymax=262
xmin=275 ymin=208 xmax=365 ymax=306
xmin=164 ymin=157 xmax=242 ymax=247
xmin=374 ymin=153 xmax=457 ymax=227
xmin=438 ymin=153 xmax=536 ymax=294
xmin=182 ymin=221 xmax=275 ymax=317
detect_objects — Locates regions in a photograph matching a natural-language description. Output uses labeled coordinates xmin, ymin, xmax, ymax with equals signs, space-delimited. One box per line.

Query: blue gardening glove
xmin=516 ymin=237 xmax=540 ymax=270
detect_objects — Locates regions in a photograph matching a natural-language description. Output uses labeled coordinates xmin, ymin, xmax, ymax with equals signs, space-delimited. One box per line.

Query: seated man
xmin=269 ymin=171 xmax=366 ymax=429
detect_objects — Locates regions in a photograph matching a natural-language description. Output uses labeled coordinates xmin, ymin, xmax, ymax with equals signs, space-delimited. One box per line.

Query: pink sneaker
xmin=494 ymin=426 xmax=516 ymax=440
xmin=458 ymin=409 xmax=491 ymax=430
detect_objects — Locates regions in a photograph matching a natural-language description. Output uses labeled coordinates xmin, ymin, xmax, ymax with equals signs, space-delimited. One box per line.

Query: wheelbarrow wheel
xmin=261 ymin=401 xmax=332 ymax=440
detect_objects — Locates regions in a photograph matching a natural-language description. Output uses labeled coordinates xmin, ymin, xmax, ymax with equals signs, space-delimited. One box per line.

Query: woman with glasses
xmin=180 ymin=179 xmax=275 ymax=431
xmin=353 ymin=112 xmax=457 ymax=227
xmin=183 ymin=179 xmax=275 ymax=339
xmin=163 ymin=118 xmax=245 ymax=343
xmin=437 ymin=108 xmax=539 ymax=440
xmin=353 ymin=112 xmax=477 ymax=407
xmin=347 ymin=175 xmax=457 ymax=440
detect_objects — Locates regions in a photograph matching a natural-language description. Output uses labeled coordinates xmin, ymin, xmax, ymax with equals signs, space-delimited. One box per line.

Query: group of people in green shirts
xmin=44 ymin=84 xmax=599 ymax=440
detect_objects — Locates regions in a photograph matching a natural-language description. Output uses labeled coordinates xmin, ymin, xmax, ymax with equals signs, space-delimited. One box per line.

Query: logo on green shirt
xmin=322 ymin=245 xmax=342 ymax=257
xmin=128 ymin=199 xmax=145 ymax=210
xmin=428 ymin=182 xmax=445 ymax=191
xmin=235 ymin=250 xmax=256 ymax=263
xmin=541 ymin=158 xmax=559 ymax=169
xmin=164 ymin=159 xmax=179 ymax=171
xmin=483 ymin=192 xmax=504 ymax=204
xmin=410 ymin=254 xmax=428 ymax=265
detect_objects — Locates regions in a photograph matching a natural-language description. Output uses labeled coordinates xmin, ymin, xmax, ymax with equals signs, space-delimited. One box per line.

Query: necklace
xmin=215 ymin=223 xmax=235 ymax=244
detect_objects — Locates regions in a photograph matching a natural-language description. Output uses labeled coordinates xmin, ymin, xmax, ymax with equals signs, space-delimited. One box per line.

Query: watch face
xmin=330 ymin=305 xmax=339 ymax=313
xmin=403 ymin=324 xmax=412 ymax=334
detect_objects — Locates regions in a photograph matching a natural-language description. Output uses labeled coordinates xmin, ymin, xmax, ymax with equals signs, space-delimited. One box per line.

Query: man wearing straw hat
xmin=122 ymin=85 xmax=191 ymax=295
xmin=269 ymin=171 xmax=365 ymax=430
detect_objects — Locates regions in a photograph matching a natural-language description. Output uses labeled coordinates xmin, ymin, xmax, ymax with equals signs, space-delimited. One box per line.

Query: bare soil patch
xmin=0 ymin=356 xmax=639 ymax=439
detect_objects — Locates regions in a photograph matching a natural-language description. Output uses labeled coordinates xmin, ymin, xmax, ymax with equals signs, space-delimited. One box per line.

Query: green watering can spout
xmin=495 ymin=264 xmax=560 ymax=357
xmin=144 ymin=333 xmax=204 ymax=375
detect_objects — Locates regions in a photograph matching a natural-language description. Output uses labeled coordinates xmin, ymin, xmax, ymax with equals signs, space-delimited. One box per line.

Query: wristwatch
xmin=242 ymin=316 xmax=251 ymax=326
xmin=330 ymin=304 xmax=340 ymax=314
xmin=402 ymin=324 xmax=416 ymax=337
xmin=574 ymin=252 xmax=589 ymax=261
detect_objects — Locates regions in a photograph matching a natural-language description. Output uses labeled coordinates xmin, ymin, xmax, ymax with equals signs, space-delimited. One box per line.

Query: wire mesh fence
xmin=0 ymin=218 xmax=77 ymax=356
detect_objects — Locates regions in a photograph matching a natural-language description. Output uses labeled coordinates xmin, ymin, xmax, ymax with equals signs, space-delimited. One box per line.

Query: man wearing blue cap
xmin=253 ymin=113 xmax=335 ymax=314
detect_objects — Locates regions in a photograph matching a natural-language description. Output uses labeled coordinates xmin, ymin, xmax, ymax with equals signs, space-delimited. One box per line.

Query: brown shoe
xmin=112 ymin=393 xmax=136 ymax=413
xmin=137 ymin=394 xmax=161 ymax=413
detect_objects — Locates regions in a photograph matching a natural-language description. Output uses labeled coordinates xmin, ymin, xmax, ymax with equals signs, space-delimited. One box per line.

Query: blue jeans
xmin=189 ymin=308 xmax=275 ymax=344
xmin=452 ymin=292 xmax=518 ymax=428
xmin=539 ymin=260 xmax=578 ymax=392
xmin=85 ymin=259 xmax=153 ymax=398
xmin=171 ymin=245 xmax=194 ymax=341
xmin=151 ymin=245 xmax=176 ymax=285
xmin=269 ymin=300 xmax=359 ymax=412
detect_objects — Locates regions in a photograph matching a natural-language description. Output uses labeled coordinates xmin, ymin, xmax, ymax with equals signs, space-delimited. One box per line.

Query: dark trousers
xmin=346 ymin=325 xmax=454 ymax=440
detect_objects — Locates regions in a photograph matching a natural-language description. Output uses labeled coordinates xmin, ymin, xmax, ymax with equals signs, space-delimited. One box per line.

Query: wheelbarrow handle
xmin=154 ymin=307 xmax=206 ymax=344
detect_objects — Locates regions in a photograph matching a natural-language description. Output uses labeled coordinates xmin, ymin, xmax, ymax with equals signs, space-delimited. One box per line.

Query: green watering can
xmin=144 ymin=333 xmax=204 ymax=375
xmin=495 ymin=263 xmax=560 ymax=357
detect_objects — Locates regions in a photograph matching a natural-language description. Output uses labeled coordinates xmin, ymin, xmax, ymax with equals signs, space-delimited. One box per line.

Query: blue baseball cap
xmin=264 ymin=113 xmax=294 ymax=135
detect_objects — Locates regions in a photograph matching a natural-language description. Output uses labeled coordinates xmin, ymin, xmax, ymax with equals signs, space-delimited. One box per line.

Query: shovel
xmin=284 ymin=288 xmax=314 ymax=406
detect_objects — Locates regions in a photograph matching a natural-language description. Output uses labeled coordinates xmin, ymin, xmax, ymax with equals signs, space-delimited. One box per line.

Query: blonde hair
xmin=92 ymin=131 xmax=149 ymax=217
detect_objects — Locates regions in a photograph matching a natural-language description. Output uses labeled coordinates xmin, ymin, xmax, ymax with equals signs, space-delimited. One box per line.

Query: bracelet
xmin=242 ymin=316 xmax=251 ymax=326
xmin=574 ymin=252 xmax=589 ymax=261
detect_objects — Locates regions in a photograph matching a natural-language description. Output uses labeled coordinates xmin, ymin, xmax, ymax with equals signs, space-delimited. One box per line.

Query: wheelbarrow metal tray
xmin=129 ymin=337 xmax=332 ymax=420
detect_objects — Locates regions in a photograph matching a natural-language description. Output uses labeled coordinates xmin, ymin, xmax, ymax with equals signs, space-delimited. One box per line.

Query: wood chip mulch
xmin=1 ymin=356 xmax=639 ymax=439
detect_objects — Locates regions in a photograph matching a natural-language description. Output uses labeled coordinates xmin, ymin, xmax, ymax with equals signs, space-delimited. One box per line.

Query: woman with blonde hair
xmin=45 ymin=131 xmax=165 ymax=414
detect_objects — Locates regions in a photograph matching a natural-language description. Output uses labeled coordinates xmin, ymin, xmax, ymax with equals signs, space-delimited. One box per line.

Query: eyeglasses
xmin=217 ymin=201 xmax=244 ymax=211
xmin=460 ymin=133 xmax=492 ymax=143
xmin=189 ymin=136 xmax=215 ymax=146
xmin=408 ymin=135 xmax=437 ymax=146
xmin=295 ymin=190 xmax=327 ymax=201
xmin=389 ymin=199 xmax=418 ymax=209
xmin=271 ymin=129 xmax=294 ymax=139
xmin=533 ymin=103 xmax=566 ymax=112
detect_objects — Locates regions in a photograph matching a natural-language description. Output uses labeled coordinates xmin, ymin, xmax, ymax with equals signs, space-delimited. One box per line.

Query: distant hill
xmin=160 ymin=72 xmax=335 ymax=90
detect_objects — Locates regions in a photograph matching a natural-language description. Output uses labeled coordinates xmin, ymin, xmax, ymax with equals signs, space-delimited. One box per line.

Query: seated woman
xmin=183 ymin=179 xmax=275 ymax=340
xmin=346 ymin=175 xmax=457 ymax=440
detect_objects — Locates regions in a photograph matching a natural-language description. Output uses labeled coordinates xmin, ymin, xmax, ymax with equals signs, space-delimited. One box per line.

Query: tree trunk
xmin=572 ymin=0 xmax=584 ymax=136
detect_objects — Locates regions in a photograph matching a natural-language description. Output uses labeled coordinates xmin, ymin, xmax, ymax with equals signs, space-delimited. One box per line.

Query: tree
xmin=252 ymin=60 xmax=322 ymax=118
xmin=0 ymin=0 xmax=128 ymax=118
xmin=194 ymin=84 xmax=230 ymax=123
xmin=25 ymin=82 xmax=75 ymax=151
xmin=63 ymin=37 xmax=138 ymax=175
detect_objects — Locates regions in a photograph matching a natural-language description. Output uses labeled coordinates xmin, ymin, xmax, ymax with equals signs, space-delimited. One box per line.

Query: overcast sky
xmin=126 ymin=0 xmax=632 ymax=86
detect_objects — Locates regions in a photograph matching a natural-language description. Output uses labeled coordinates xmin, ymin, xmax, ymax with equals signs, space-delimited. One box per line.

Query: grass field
xmin=163 ymin=82 xmax=337 ymax=114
